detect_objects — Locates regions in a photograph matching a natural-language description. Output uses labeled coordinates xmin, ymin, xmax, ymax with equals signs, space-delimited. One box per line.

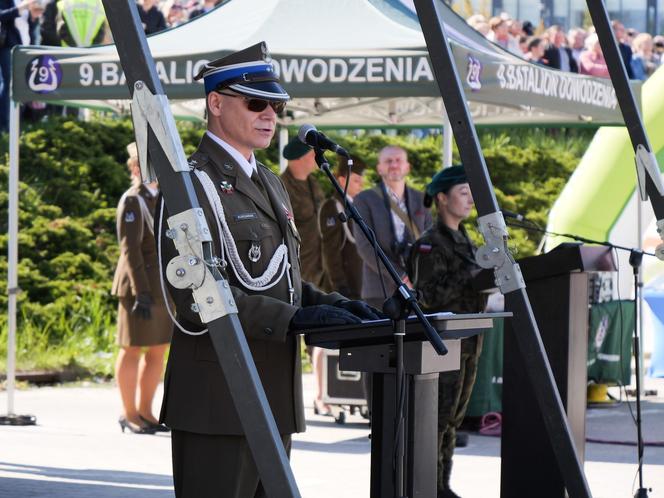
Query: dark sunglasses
xmin=216 ymin=91 xmax=287 ymax=114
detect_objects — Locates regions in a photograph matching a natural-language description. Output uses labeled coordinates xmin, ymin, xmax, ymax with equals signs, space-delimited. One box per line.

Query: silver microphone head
xmin=297 ymin=124 xmax=316 ymax=145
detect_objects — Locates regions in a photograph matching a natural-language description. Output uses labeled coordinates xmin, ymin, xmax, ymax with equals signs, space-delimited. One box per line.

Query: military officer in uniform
xmin=157 ymin=42 xmax=380 ymax=498
xmin=112 ymin=142 xmax=172 ymax=435
xmin=319 ymin=154 xmax=367 ymax=300
xmin=280 ymin=137 xmax=329 ymax=290
xmin=408 ymin=166 xmax=487 ymax=498
xmin=311 ymin=155 xmax=367 ymax=415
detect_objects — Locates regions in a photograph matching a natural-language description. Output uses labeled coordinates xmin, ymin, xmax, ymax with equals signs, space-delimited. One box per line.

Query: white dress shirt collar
xmin=206 ymin=130 xmax=257 ymax=178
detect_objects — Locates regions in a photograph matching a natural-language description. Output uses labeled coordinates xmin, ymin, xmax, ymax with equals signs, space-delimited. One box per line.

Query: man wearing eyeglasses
xmin=157 ymin=42 xmax=380 ymax=498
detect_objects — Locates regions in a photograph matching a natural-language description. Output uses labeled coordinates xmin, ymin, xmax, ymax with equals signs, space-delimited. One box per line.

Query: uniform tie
xmin=251 ymin=169 xmax=269 ymax=200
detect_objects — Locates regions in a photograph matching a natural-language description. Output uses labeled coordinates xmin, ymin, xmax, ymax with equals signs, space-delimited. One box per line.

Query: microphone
xmin=298 ymin=124 xmax=349 ymax=157
xmin=501 ymin=209 xmax=526 ymax=222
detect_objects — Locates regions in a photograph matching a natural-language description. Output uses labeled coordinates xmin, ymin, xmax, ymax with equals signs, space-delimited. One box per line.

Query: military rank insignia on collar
xmin=219 ymin=181 xmax=234 ymax=194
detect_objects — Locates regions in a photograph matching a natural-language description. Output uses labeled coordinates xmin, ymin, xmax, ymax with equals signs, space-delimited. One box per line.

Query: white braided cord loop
xmin=194 ymin=169 xmax=289 ymax=292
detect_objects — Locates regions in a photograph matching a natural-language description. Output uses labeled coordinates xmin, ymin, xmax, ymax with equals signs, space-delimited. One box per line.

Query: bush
xmin=0 ymin=117 xmax=594 ymax=375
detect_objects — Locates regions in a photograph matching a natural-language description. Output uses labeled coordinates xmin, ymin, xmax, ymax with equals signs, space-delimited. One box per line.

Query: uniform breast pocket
xmin=228 ymin=221 xmax=277 ymax=277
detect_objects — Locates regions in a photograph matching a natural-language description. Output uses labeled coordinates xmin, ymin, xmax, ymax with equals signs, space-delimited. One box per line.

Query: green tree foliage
xmin=0 ymin=118 xmax=594 ymax=375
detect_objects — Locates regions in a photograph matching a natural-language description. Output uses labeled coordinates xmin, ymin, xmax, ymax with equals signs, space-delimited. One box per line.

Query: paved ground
xmin=1 ymin=375 xmax=663 ymax=498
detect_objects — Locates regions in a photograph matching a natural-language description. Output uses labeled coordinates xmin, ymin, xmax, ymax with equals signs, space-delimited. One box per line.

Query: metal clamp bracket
xmin=131 ymin=81 xmax=190 ymax=182
xmin=476 ymin=211 xmax=526 ymax=294
xmin=655 ymin=219 xmax=664 ymax=262
xmin=635 ymin=144 xmax=664 ymax=202
xmin=165 ymin=208 xmax=237 ymax=322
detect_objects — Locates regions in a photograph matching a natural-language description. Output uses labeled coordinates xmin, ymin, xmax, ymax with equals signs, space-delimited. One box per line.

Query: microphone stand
xmin=508 ymin=217 xmax=654 ymax=497
xmin=312 ymin=147 xmax=447 ymax=498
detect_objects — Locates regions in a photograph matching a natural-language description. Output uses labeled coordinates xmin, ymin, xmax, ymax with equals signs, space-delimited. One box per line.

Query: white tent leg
xmin=279 ymin=127 xmax=288 ymax=173
xmin=637 ymin=199 xmax=645 ymax=394
xmin=442 ymin=110 xmax=452 ymax=168
xmin=6 ymin=99 xmax=20 ymax=417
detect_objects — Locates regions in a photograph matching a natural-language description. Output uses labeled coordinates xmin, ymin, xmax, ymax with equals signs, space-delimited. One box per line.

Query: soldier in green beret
xmin=280 ymin=136 xmax=330 ymax=291
xmin=408 ymin=165 xmax=487 ymax=498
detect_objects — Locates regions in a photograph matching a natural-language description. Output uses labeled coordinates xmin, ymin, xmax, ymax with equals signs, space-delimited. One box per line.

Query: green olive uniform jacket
xmin=158 ymin=134 xmax=344 ymax=436
xmin=280 ymin=167 xmax=328 ymax=290
xmin=112 ymin=184 xmax=162 ymax=301
xmin=112 ymin=184 xmax=171 ymax=346
xmin=318 ymin=197 xmax=363 ymax=300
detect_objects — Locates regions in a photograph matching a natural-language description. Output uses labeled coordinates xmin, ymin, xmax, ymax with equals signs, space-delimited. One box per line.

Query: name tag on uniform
xmin=418 ymin=244 xmax=432 ymax=254
xmin=233 ymin=212 xmax=258 ymax=222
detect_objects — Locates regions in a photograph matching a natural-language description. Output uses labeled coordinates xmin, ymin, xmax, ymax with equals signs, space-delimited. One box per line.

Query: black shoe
xmin=119 ymin=416 xmax=156 ymax=434
xmin=139 ymin=415 xmax=170 ymax=433
xmin=438 ymin=488 xmax=462 ymax=498
xmin=455 ymin=432 xmax=469 ymax=448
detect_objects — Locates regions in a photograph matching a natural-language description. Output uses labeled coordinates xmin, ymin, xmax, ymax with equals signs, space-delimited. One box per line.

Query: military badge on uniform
xmin=282 ymin=203 xmax=299 ymax=237
xmin=124 ymin=211 xmax=136 ymax=223
xmin=219 ymin=181 xmax=234 ymax=194
xmin=248 ymin=241 xmax=262 ymax=262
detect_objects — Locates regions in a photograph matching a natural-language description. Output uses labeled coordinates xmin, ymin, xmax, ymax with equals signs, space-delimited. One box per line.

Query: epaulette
xmin=187 ymin=152 xmax=209 ymax=170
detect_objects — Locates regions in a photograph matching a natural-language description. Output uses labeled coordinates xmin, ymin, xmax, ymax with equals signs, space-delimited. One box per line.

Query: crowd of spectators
xmin=2 ymin=1 xmax=664 ymax=131
xmin=0 ymin=0 xmax=224 ymax=130
xmin=468 ymin=12 xmax=664 ymax=81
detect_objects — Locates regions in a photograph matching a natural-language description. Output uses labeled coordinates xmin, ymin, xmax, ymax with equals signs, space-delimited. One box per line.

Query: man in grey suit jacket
xmin=353 ymin=146 xmax=433 ymax=308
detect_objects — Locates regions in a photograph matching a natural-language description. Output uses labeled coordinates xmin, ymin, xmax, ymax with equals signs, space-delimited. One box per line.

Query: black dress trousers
xmin=171 ymin=430 xmax=292 ymax=498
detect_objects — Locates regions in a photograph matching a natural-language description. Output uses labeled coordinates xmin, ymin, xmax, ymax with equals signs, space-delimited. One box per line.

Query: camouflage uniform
xmin=409 ymin=219 xmax=487 ymax=495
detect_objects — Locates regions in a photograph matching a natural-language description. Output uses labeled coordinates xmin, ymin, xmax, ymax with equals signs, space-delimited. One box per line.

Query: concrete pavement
xmin=1 ymin=374 xmax=663 ymax=497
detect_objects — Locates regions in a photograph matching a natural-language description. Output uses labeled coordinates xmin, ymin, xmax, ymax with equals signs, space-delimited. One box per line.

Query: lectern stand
xmin=305 ymin=312 xmax=507 ymax=498
xmin=498 ymin=244 xmax=615 ymax=498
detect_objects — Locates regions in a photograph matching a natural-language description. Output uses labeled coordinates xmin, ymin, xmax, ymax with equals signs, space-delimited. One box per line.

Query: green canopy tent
xmin=5 ymin=0 xmax=631 ymax=418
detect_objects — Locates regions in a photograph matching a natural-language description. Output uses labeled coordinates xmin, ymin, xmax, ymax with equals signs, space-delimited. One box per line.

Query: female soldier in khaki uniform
xmin=111 ymin=142 xmax=172 ymax=434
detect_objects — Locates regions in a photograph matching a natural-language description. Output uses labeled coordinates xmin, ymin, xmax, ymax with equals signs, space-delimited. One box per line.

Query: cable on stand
xmin=507 ymin=215 xmax=654 ymax=497
xmin=628 ymin=249 xmax=650 ymax=498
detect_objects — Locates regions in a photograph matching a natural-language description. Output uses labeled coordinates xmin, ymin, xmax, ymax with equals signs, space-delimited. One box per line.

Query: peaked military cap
xmin=424 ymin=165 xmax=468 ymax=207
xmin=194 ymin=42 xmax=290 ymax=101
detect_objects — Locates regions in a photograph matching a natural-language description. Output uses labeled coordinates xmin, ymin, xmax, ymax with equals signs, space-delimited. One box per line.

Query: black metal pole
xmin=395 ymin=318 xmax=406 ymax=498
xmin=629 ymin=250 xmax=650 ymax=498
xmin=101 ymin=2 xmax=300 ymax=497
xmin=414 ymin=1 xmax=593 ymax=497
xmin=585 ymin=0 xmax=664 ymax=220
